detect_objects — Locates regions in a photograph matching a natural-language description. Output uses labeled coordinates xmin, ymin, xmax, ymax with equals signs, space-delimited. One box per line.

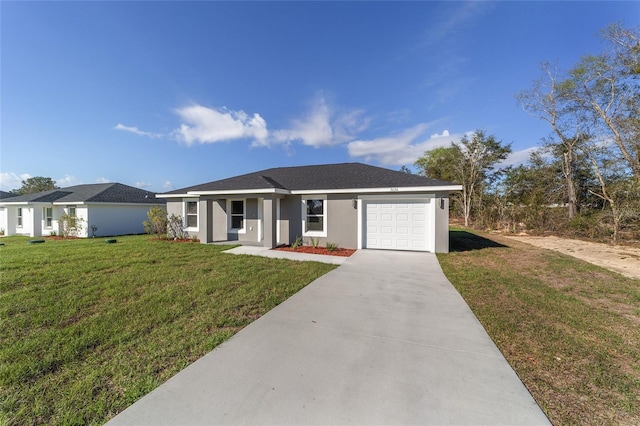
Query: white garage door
xmin=364 ymin=200 xmax=430 ymax=251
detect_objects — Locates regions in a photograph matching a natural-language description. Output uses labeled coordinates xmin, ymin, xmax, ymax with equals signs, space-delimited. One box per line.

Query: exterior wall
xmin=325 ymin=194 xmax=358 ymax=249
xmin=0 ymin=207 xmax=7 ymax=236
xmin=434 ymin=191 xmax=451 ymax=253
xmin=279 ymin=195 xmax=302 ymax=245
xmin=15 ymin=206 xmax=34 ymax=236
xmin=166 ymin=200 xmax=182 ymax=218
xmin=84 ymin=204 xmax=157 ymax=237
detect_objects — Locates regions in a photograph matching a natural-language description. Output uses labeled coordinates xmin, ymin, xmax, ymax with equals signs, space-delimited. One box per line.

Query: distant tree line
xmin=414 ymin=24 xmax=639 ymax=242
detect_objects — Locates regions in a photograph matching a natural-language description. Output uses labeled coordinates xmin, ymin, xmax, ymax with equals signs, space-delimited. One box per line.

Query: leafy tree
xmin=143 ymin=206 xmax=168 ymax=238
xmin=414 ymin=146 xmax=462 ymax=183
xmin=10 ymin=177 xmax=58 ymax=195
xmin=415 ymin=130 xmax=511 ymax=227
xmin=455 ymin=130 xmax=512 ymax=227
xmin=399 ymin=165 xmax=413 ymax=174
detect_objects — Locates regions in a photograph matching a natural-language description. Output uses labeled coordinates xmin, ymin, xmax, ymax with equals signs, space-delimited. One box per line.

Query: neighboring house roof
xmin=162 ymin=163 xmax=460 ymax=196
xmin=0 ymin=183 xmax=166 ymax=204
xmin=0 ymin=191 xmax=18 ymax=200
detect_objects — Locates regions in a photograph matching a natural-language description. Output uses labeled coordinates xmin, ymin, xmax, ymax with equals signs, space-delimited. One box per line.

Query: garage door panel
xmin=364 ymin=199 xmax=430 ymax=252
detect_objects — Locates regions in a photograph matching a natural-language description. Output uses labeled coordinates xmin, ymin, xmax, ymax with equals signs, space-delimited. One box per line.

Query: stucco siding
xmin=279 ymin=195 xmax=302 ymax=245
xmin=0 ymin=207 xmax=7 ymax=236
xmin=85 ymin=204 xmax=156 ymax=237
xmin=166 ymin=200 xmax=182 ymax=218
xmin=325 ymin=195 xmax=358 ymax=249
xmin=434 ymin=191 xmax=450 ymax=253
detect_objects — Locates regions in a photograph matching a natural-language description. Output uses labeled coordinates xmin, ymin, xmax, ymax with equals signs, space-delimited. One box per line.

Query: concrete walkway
xmin=108 ymin=250 xmax=549 ymax=425
xmin=224 ymin=245 xmax=348 ymax=264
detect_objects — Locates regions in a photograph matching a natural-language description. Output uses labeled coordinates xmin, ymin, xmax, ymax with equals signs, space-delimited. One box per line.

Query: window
xmin=230 ymin=200 xmax=244 ymax=230
xmin=186 ymin=201 xmax=198 ymax=228
xmin=17 ymin=207 xmax=23 ymax=227
xmin=68 ymin=206 xmax=76 ymax=217
xmin=44 ymin=207 xmax=53 ymax=227
xmin=305 ymin=199 xmax=325 ymax=233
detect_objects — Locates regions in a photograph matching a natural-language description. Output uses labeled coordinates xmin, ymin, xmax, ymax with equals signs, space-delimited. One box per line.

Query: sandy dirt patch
xmin=505 ymin=235 xmax=640 ymax=280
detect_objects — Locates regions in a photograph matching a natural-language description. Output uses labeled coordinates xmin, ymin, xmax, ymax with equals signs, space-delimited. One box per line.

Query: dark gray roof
xmin=165 ymin=163 xmax=456 ymax=194
xmin=1 ymin=183 xmax=165 ymax=204
xmin=0 ymin=191 xmax=18 ymax=200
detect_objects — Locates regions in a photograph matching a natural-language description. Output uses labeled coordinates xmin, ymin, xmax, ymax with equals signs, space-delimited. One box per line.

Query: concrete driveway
xmin=108 ymin=250 xmax=549 ymax=425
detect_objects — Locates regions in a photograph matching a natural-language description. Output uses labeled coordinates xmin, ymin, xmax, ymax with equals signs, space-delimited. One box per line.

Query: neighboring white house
xmin=0 ymin=183 xmax=165 ymax=238
xmin=159 ymin=163 xmax=462 ymax=253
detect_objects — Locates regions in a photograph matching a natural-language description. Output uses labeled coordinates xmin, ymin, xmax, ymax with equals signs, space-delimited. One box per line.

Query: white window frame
xmin=228 ymin=199 xmax=246 ymax=234
xmin=17 ymin=207 xmax=23 ymax=227
xmin=301 ymin=195 xmax=327 ymax=238
xmin=44 ymin=207 xmax=53 ymax=228
xmin=67 ymin=205 xmax=76 ymax=217
xmin=184 ymin=199 xmax=199 ymax=230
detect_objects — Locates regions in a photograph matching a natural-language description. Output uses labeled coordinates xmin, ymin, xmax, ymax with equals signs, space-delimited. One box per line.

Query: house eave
xmin=158 ymin=188 xmax=290 ymax=198
xmin=158 ymin=185 xmax=462 ymax=198
xmin=291 ymin=185 xmax=463 ymax=195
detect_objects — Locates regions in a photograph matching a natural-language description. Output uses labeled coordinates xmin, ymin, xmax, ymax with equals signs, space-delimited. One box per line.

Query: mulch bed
xmin=273 ymin=245 xmax=356 ymax=257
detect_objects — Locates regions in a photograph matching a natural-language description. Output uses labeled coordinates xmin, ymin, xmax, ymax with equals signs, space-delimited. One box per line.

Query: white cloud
xmin=96 ymin=177 xmax=111 ymax=184
xmin=348 ymin=125 xmax=463 ymax=166
xmin=266 ymin=96 xmax=369 ymax=148
xmin=0 ymin=172 xmax=31 ymax=192
xmin=174 ymin=105 xmax=268 ymax=145
xmin=115 ymin=123 xmax=162 ymax=138
xmin=56 ymin=175 xmax=82 ymax=187
xmin=499 ymin=146 xmax=540 ymax=168
xmin=134 ymin=181 xmax=152 ymax=189
xmin=162 ymin=181 xmax=174 ymax=190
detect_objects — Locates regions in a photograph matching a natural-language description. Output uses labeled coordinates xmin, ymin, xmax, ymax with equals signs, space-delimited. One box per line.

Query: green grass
xmin=438 ymin=230 xmax=640 ymax=426
xmin=0 ymin=235 xmax=336 ymax=425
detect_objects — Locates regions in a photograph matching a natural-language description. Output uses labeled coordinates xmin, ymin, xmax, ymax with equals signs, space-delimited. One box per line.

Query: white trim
xmin=276 ymin=198 xmax=281 ymax=244
xmin=358 ymin=193 xmax=436 ymax=201
xmin=155 ymin=193 xmax=193 ymax=199
xmin=357 ymin=198 xmax=363 ymax=249
xmin=257 ymin=199 xmax=263 ymax=242
xmin=155 ymin=185 xmax=461 ymax=199
xmin=292 ymin=185 xmax=461 ymax=195
xmin=227 ymin=198 xmax=246 ymax=234
xmin=301 ymin=195 xmax=327 ymax=238
xmin=193 ymin=188 xmax=290 ymax=196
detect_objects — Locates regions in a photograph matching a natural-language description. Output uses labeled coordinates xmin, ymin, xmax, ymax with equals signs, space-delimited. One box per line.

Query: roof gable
xmin=164 ymin=162 xmax=458 ymax=195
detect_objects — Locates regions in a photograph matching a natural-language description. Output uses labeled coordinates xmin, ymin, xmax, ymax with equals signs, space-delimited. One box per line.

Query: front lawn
xmin=438 ymin=230 xmax=640 ymax=426
xmin=0 ymin=235 xmax=336 ymax=425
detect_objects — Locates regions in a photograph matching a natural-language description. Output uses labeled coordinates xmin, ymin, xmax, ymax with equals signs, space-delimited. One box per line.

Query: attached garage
xmin=362 ymin=197 xmax=434 ymax=252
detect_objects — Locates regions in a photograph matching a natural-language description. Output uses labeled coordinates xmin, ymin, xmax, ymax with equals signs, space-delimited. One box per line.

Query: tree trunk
xmin=563 ymin=147 xmax=578 ymax=219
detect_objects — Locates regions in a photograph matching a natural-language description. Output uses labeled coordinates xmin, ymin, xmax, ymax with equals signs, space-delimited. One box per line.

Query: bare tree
xmin=562 ymin=24 xmax=640 ymax=180
xmin=517 ymin=63 xmax=584 ymax=218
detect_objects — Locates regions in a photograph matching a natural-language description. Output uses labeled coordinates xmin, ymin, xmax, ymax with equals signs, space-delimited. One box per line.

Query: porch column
xmin=262 ymin=197 xmax=277 ymax=248
xmin=198 ymin=199 xmax=212 ymax=243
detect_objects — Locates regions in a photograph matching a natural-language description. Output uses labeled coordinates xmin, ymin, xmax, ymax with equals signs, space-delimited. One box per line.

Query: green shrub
xmin=326 ymin=242 xmax=339 ymax=252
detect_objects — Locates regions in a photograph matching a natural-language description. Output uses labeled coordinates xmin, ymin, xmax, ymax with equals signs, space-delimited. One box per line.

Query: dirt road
xmin=505 ymin=235 xmax=640 ymax=280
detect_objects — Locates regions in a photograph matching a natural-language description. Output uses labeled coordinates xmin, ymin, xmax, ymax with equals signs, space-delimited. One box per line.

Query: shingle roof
xmin=1 ymin=183 xmax=165 ymax=204
xmin=164 ymin=162 xmax=456 ymax=194
xmin=0 ymin=191 xmax=18 ymax=200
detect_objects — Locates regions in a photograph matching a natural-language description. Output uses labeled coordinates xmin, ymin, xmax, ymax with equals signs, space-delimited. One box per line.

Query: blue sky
xmin=2 ymin=1 xmax=638 ymax=192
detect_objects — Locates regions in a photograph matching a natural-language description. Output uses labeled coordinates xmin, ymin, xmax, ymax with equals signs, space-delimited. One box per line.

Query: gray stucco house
xmin=159 ymin=163 xmax=461 ymax=253
xmin=0 ymin=183 xmax=165 ymax=238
